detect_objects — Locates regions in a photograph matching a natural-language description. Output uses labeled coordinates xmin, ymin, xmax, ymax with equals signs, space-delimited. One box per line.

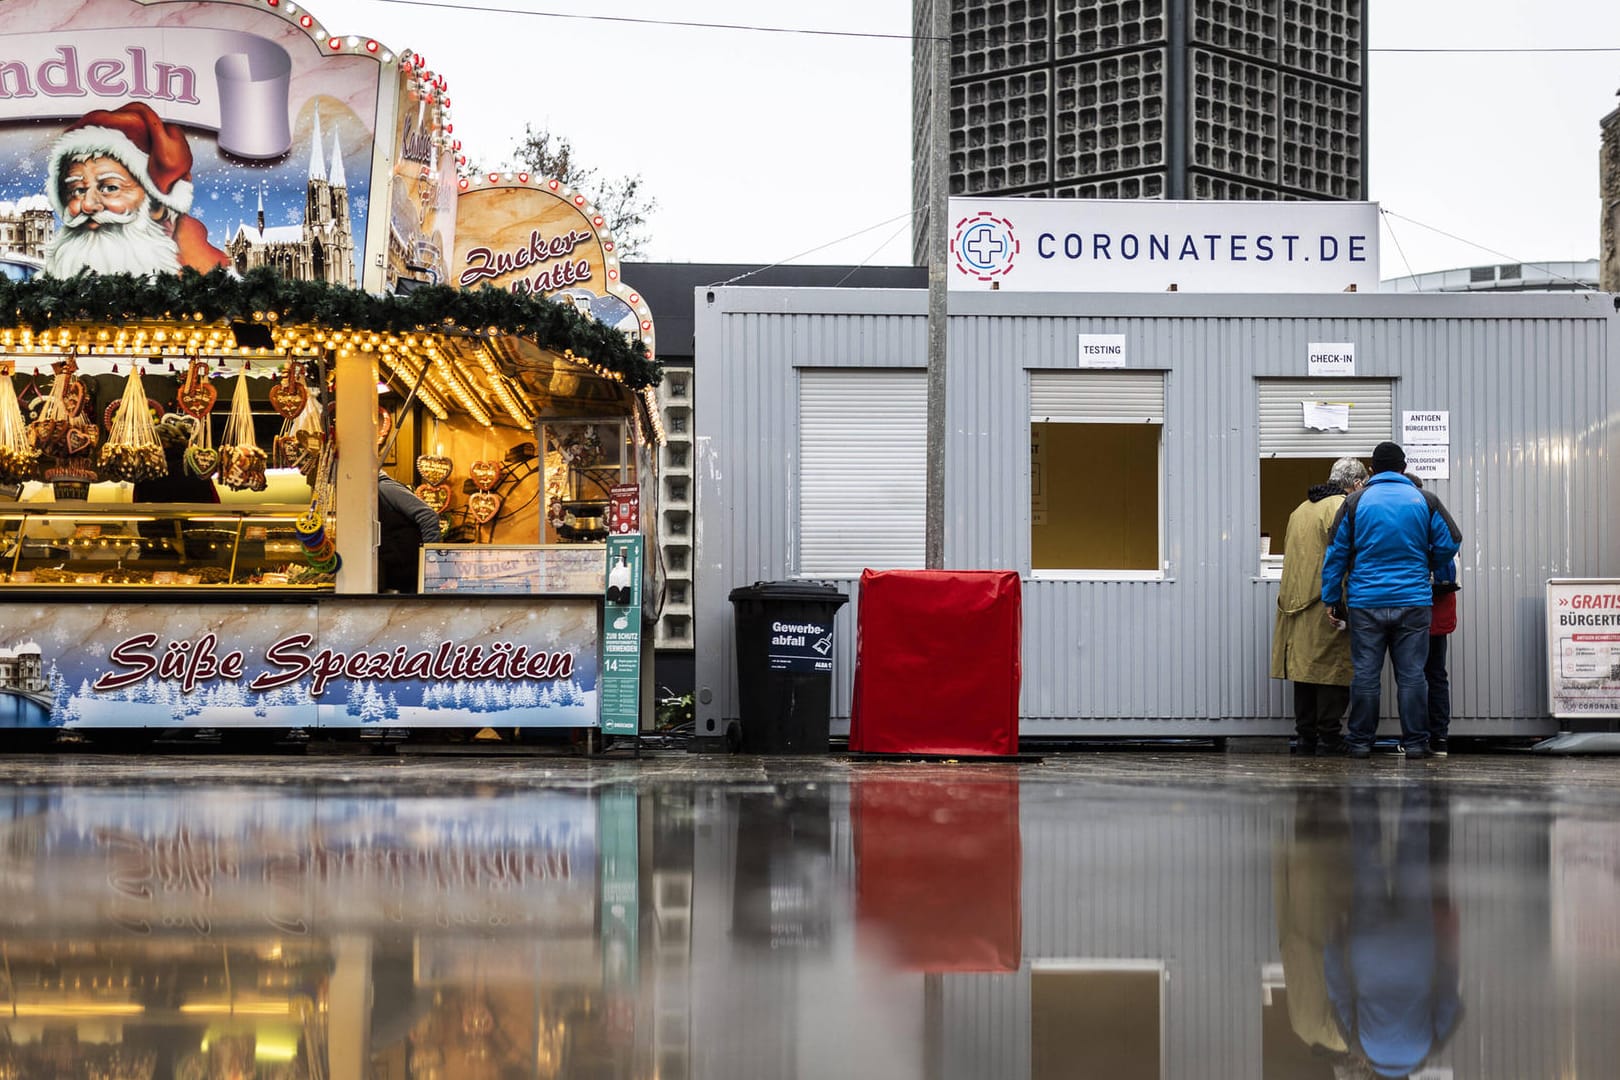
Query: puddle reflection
xmin=0 ymin=764 xmax=1616 ymax=1078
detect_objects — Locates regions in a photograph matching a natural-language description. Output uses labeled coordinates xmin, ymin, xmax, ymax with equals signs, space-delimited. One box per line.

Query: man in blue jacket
xmin=1320 ymin=442 xmax=1461 ymax=759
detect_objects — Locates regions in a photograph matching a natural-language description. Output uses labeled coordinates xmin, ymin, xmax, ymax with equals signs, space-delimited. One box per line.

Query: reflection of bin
xmin=729 ymin=581 xmax=849 ymax=753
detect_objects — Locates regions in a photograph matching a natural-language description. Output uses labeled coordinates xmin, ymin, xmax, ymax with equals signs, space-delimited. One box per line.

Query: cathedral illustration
xmin=227 ymin=110 xmax=356 ymax=286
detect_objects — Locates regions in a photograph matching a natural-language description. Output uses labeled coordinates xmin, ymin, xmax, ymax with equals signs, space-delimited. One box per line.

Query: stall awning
xmin=0 ymin=268 xmax=663 ymax=439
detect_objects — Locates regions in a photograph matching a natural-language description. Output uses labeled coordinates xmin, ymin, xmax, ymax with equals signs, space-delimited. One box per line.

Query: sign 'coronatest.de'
xmin=948 ymin=198 xmax=1380 ymax=294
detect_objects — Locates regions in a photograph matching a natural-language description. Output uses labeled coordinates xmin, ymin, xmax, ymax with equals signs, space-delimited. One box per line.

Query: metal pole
xmin=924 ymin=0 xmax=949 ymax=569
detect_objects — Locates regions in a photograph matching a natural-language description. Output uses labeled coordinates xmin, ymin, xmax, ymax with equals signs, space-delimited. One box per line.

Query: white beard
xmin=45 ymin=203 xmax=182 ymax=278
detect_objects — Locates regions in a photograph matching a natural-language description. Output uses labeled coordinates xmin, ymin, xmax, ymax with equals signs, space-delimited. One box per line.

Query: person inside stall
xmin=377 ymin=470 xmax=443 ymax=593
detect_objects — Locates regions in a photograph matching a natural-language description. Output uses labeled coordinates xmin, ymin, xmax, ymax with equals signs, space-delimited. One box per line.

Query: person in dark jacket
xmin=1320 ymin=442 xmax=1461 ymax=759
xmin=1408 ymin=474 xmax=1460 ymax=758
xmin=377 ymin=471 xmax=443 ymax=593
xmin=1325 ymin=783 xmax=1462 ymax=1077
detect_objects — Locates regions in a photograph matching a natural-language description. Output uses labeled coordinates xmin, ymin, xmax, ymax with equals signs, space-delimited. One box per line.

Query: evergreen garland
xmin=0 ymin=267 xmax=661 ymax=388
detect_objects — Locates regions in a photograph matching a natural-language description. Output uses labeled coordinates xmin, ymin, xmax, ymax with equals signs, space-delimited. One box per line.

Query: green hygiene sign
xmin=598 ymin=785 xmax=640 ymax=995
xmin=600 ymin=534 xmax=643 ymax=735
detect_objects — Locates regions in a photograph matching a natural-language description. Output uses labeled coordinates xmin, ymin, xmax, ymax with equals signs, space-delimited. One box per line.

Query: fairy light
xmin=474 ymin=339 xmax=534 ymax=426
xmin=640 ymin=386 xmax=668 ymax=445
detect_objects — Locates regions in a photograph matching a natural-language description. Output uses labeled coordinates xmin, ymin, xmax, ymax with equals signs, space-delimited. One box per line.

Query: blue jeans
xmin=1347 ymin=606 xmax=1432 ymax=752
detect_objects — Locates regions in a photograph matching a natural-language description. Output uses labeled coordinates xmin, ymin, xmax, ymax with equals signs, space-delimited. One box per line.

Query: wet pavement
xmin=0 ymin=750 xmax=1618 ymax=1078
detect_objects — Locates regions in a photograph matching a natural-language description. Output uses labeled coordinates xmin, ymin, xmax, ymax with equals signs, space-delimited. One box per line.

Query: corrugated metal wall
xmin=695 ymin=289 xmax=1617 ymax=736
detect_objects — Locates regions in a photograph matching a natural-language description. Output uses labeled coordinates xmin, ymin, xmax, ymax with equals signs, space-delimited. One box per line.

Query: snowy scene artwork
xmin=0 ymin=597 xmax=600 ymax=729
xmin=0 ymin=785 xmax=599 ymax=934
xmin=0 ymin=0 xmax=386 ymax=285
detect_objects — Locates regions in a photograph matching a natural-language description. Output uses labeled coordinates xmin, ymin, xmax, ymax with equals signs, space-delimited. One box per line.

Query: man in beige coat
xmin=1272 ymin=456 xmax=1368 ymax=755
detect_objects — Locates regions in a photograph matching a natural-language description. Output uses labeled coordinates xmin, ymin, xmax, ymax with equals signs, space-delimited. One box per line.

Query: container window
xmin=1256 ymin=378 xmax=1393 ymax=576
xmin=1029 ymin=370 xmax=1165 ymax=574
xmin=1032 ymin=963 xmax=1163 ymax=1080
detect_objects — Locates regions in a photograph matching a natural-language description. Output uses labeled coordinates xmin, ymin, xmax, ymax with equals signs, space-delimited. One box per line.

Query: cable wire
xmin=1379 ymin=209 xmax=1597 ymax=291
xmin=364 ymin=0 xmax=931 ymax=41
xmin=364 ymin=1 xmax=1620 ymax=51
xmin=833 ymin=220 xmax=914 ymax=287
xmin=1379 ymin=208 xmax=1424 ymax=293
xmin=705 ymin=209 xmax=916 ymax=288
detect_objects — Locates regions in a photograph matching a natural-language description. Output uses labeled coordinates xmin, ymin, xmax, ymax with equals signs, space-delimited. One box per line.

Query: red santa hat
xmin=46 ymin=101 xmax=195 ymax=219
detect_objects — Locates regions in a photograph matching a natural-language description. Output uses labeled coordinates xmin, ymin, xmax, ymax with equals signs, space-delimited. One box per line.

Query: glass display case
xmin=0 ymin=504 xmax=333 ymax=588
xmin=543 ymin=419 xmax=633 ymax=544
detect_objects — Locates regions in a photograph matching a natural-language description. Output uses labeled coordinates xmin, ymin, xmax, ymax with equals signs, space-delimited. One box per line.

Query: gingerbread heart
xmin=65 ymin=425 xmax=98 ymax=456
xmin=415 ymin=483 xmax=451 ymax=514
xmin=268 ymin=377 xmax=308 ymax=419
xmin=271 ymin=433 xmax=300 ymax=469
xmin=469 ymin=460 xmax=503 ymax=492
xmin=60 ymin=377 xmax=86 ymax=417
xmin=183 ymin=445 xmax=220 ymax=477
xmin=468 ymin=490 xmax=502 ymax=524
xmin=415 ymin=454 xmax=453 ymax=486
xmin=177 ymin=379 xmax=217 ymax=418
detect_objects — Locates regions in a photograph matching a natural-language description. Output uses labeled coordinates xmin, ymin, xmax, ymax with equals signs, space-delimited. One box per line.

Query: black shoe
xmin=1291 ymin=739 xmax=1318 ymax=756
xmin=1315 ymin=741 xmax=1348 ymax=757
xmin=1347 ymin=746 xmax=1371 ymax=759
xmin=1431 ymin=737 xmax=1449 ymax=758
xmin=1402 ymin=745 xmax=1433 ymax=760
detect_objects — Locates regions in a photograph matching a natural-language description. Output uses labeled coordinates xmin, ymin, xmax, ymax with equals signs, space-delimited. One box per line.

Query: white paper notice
xmin=1308 ymin=342 xmax=1356 ymax=377
xmin=1302 ymin=401 xmax=1351 ymax=432
xmin=1402 ymin=411 xmax=1450 ymax=445
xmin=1076 ymin=334 xmax=1127 ymax=367
xmin=1407 ymin=446 xmax=1450 ymax=480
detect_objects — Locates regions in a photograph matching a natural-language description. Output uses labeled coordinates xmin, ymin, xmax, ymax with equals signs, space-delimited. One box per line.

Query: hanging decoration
xmin=98 ymin=364 xmax=167 ymax=482
xmin=0 ymin=361 xmax=41 ymax=484
xmin=415 ymin=483 xmax=451 ymax=515
xmin=182 ymin=413 xmax=218 ymax=479
xmin=177 ymin=357 xmax=218 ymax=419
xmin=467 ymin=489 xmax=502 ymax=526
xmin=277 ymin=393 xmax=325 ymax=474
xmin=295 ymin=435 xmax=340 ymax=574
xmin=469 ymin=459 xmax=503 ymax=492
xmin=415 ymin=452 xmax=453 ymax=486
xmin=31 ymin=359 xmax=100 ymax=499
xmin=268 ymin=360 xmax=309 ymax=419
xmin=27 ymin=359 xmax=92 ymax=458
xmin=218 ymin=366 xmax=268 ymax=491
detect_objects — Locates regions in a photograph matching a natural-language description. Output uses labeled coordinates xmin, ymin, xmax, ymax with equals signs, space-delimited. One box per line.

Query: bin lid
xmin=728 ymin=580 xmax=850 ymax=605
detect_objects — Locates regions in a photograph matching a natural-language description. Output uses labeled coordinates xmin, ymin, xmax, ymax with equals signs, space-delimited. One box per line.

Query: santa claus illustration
xmin=44 ymin=101 xmax=232 ymax=278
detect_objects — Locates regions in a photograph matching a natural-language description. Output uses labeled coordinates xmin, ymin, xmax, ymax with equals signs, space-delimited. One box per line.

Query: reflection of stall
xmin=0 ymin=0 xmax=661 ymax=736
xmin=0 ymin=781 xmax=623 ymax=1078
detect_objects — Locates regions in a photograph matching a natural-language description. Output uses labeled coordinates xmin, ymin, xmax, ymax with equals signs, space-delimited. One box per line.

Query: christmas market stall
xmin=0 ymin=0 xmax=662 ymax=736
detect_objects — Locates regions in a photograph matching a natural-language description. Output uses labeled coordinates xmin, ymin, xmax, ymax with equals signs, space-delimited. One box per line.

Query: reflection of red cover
xmin=850 ymin=569 xmax=1021 ymax=755
xmin=854 ymin=772 xmax=1021 ymax=972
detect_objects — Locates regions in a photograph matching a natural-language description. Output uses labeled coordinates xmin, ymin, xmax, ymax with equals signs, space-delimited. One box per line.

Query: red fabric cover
xmin=853 ymin=771 xmax=1021 ymax=972
xmin=850 ymin=569 xmax=1021 ymax=756
xmin=1431 ymin=590 xmax=1457 ymax=635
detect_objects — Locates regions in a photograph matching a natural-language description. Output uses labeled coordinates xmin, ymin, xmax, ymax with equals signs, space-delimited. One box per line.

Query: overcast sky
xmin=310 ymin=0 xmax=1620 ymax=280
